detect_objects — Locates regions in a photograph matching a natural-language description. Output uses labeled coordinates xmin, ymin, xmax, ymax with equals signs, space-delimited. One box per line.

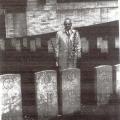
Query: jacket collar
xmin=63 ymin=28 xmax=74 ymax=34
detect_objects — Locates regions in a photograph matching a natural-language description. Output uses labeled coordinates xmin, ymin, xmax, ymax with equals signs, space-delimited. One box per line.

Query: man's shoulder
xmin=72 ymin=29 xmax=78 ymax=33
xmin=57 ymin=30 xmax=64 ymax=36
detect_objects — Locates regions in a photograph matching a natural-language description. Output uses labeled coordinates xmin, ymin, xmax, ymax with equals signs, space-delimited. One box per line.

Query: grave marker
xmin=35 ymin=70 xmax=58 ymax=120
xmin=95 ymin=65 xmax=113 ymax=105
xmin=0 ymin=74 xmax=23 ymax=120
xmin=62 ymin=68 xmax=81 ymax=114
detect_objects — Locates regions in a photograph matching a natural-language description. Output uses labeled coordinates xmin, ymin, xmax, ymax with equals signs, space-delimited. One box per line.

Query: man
xmin=54 ymin=18 xmax=81 ymax=70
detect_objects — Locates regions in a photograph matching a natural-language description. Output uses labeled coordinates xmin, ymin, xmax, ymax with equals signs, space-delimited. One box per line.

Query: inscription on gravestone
xmin=0 ymin=74 xmax=23 ymax=120
xmin=62 ymin=68 xmax=81 ymax=114
xmin=95 ymin=65 xmax=113 ymax=105
xmin=35 ymin=70 xmax=58 ymax=120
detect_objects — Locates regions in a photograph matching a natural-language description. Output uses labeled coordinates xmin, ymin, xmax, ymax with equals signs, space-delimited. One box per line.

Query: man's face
xmin=64 ymin=19 xmax=72 ymax=31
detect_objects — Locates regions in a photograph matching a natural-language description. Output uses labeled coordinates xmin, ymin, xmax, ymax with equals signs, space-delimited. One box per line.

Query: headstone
xmin=35 ymin=37 xmax=41 ymax=49
xmin=97 ymin=37 xmax=108 ymax=53
xmin=81 ymin=37 xmax=89 ymax=53
xmin=22 ymin=38 xmax=28 ymax=48
xmin=0 ymin=38 xmax=5 ymax=50
xmin=115 ymin=36 xmax=119 ymax=49
xmin=97 ymin=37 xmax=103 ymax=49
xmin=30 ymin=39 xmax=36 ymax=52
xmin=11 ymin=38 xmax=16 ymax=48
xmin=15 ymin=39 xmax=21 ymax=51
xmin=95 ymin=65 xmax=113 ymax=105
xmin=114 ymin=64 xmax=120 ymax=96
xmin=48 ymin=37 xmax=56 ymax=53
xmin=62 ymin=68 xmax=81 ymax=114
xmin=35 ymin=70 xmax=58 ymax=120
xmin=101 ymin=40 xmax=108 ymax=53
xmin=0 ymin=74 xmax=23 ymax=120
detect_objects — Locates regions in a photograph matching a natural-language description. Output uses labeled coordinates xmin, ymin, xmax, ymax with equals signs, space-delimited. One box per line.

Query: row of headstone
xmin=0 ymin=69 xmax=81 ymax=120
xmin=0 ymin=65 xmax=119 ymax=119
xmin=0 ymin=35 xmax=118 ymax=53
xmin=0 ymin=37 xmax=42 ymax=52
xmin=35 ymin=65 xmax=120 ymax=118
xmin=35 ymin=65 xmax=115 ymax=119
xmin=48 ymin=36 xmax=119 ymax=55
xmin=35 ymin=68 xmax=81 ymax=120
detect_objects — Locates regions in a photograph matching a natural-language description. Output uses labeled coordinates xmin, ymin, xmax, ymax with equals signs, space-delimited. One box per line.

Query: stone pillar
xmin=61 ymin=68 xmax=81 ymax=114
xmin=95 ymin=65 xmax=113 ymax=105
xmin=0 ymin=74 xmax=23 ymax=120
xmin=35 ymin=70 xmax=58 ymax=120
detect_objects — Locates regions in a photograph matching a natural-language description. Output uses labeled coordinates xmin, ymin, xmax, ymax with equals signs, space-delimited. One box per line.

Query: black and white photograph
xmin=0 ymin=0 xmax=119 ymax=120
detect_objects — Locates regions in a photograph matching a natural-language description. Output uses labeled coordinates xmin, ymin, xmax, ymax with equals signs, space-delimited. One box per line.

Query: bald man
xmin=54 ymin=18 xmax=81 ymax=70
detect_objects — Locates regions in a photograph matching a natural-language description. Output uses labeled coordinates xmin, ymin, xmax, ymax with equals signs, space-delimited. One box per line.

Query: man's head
xmin=64 ymin=18 xmax=72 ymax=31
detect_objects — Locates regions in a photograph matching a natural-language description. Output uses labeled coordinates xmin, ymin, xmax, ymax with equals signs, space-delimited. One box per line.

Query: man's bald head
xmin=64 ymin=18 xmax=72 ymax=31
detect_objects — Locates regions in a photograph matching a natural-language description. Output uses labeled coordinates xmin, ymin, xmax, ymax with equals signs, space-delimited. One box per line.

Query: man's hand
xmin=56 ymin=61 xmax=58 ymax=67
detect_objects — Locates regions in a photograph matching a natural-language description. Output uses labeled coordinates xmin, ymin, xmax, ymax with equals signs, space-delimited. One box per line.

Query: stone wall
xmin=4 ymin=0 xmax=118 ymax=37
xmin=26 ymin=0 xmax=118 ymax=36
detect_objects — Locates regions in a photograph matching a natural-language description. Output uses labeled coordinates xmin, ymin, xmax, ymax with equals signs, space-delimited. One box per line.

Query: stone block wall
xmin=4 ymin=0 xmax=118 ymax=37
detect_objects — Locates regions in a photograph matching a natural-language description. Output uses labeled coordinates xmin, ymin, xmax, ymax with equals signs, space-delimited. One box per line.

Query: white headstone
xmin=81 ymin=37 xmax=89 ymax=53
xmin=0 ymin=38 xmax=5 ymax=51
xmin=23 ymin=38 xmax=28 ymax=48
xmin=62 ymin=68 xmax=81 ymax=114
xmin=101 ymin=40 xmax=108 ymax=53
xmin=115 ymin=36 xmax=119 ymax=49
xmin=0 ymin=74 xmax=23 ymax=120
xmin=35 ymin=37 xmax=41 ymax=49
xmin=15 ymin=39 xmax=21 ymax=51
xmin=35 ymin=70 xmax=58 ymax=120
xmin=48 ymin=38 xmax=56 ymax=53
xmin=97 ymin=37 xmax=103 ymax=49
xmin=30 ymin=39 xmax=36 ymax=52
xmin=95 ymin=65 xmax=113 ymax=105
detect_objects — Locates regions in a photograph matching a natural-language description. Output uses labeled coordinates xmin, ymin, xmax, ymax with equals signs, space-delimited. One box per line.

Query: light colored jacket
xmin=55 ymin=28 xmax=81 ymax=70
